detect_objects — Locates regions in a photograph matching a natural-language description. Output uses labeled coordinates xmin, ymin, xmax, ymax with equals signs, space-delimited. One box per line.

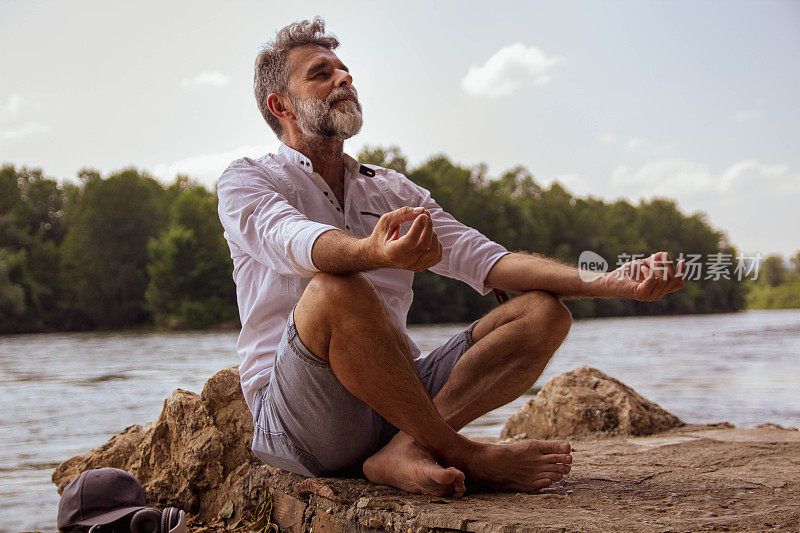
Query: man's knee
xmin=511 ymin=290 xmax=573 ymax=345
xmin=302 ymin=271 xmax=381 ymax=314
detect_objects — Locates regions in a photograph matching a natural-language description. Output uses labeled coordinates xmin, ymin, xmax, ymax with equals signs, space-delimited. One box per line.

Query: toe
xmin=530 ymin=478 xmax=554 ymax=491
xmin=448 ymin=467 xmax=466 ymax=497
xmin=535 ymin=440 xmax=571 ymax=454
xmin=427 ymin=463 xmax=456 ymax=487
xmin=542 ymin=453 xmax=572 ymax=464
xmin=542 ymin=463 xmax=571 ymax=474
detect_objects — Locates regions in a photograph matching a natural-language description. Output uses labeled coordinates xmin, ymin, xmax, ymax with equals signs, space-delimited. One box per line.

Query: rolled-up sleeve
xmin=217 ymin=162 xmax=337 ymax=276
xmin=394 ymin=175 xmax=509 ymax=295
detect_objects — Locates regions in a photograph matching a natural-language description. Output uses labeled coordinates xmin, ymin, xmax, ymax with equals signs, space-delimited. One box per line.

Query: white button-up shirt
xmin=217 ymin=143 xmax=509 ymax=411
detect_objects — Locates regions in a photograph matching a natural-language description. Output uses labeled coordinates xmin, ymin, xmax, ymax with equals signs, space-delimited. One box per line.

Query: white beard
xmin=290 ymin=87 xmax=363 ymax=140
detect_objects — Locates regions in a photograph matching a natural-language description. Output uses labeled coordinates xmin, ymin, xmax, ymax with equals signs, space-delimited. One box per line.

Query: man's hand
xmin=598 ymin=252 xmax=685 ymax=301
xmin=368 ymin=206 xmax=442 ymax=272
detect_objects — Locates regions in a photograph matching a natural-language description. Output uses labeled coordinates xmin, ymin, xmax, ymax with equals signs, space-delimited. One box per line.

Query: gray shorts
xmin=251 ymin=308 xmax=477 ymax=477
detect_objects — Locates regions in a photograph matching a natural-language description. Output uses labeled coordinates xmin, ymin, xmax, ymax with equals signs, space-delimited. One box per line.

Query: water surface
xmin=1 ymin=310 xmax=798 ymax=532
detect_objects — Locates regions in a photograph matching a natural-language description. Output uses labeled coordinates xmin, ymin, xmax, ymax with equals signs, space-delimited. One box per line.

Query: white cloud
xmin=734 ymin=98 xmax=765 ymax=121
xmin=181 ymin=71 xmax=230 ymax=88
xmin=3 ymin=94 xmax=25 ymax=118
xmin=598 ymin=132 xmax=615 ymax=145
xmin=1 ymin=122 xmax=51 ymax=141
xmin=151 ymin=142 xmax=280 ymax=189
xmin=461 ymin=43 xmax=564 ymax=97
xmin=610 ymin=157 xmax=800 ymax=255
xmin=624 ymin=138 xmax=644 ymax=152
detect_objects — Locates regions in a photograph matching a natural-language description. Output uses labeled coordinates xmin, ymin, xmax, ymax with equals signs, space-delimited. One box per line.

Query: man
xmin=217 ymin=18 xmax=684 ymax=497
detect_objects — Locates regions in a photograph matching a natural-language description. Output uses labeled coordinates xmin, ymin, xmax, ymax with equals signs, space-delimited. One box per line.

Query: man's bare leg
xmin=364 ymin=289 xmax=574 ymax=492
xmin=295 ymin=273 xmax=572 ymax=494
xmin=295 ymin=272 xmax=470 ymax=495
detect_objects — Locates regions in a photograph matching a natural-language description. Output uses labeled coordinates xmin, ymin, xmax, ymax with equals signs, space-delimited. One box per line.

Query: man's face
xmin=285 ymin=45 xmax=363 ymax=140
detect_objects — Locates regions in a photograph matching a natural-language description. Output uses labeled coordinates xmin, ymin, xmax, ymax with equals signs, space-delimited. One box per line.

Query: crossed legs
xmin=293 ymin=272 xmax=573 ymax=495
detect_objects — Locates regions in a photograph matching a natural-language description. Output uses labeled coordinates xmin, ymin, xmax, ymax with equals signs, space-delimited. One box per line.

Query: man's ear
xmin=267 ymin=93 xmax=294 ymax=123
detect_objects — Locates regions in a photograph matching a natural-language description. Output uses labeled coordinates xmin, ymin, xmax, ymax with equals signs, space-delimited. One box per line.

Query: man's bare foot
xmin=363 ymin=433 xmax=467 ymax=497
xmin=464 ymin=439 xmax=572 ymax=492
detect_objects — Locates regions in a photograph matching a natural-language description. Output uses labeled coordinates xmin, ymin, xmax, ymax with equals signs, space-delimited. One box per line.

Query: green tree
xmin=145 ymin=179 xmax=237 ymax=328
xmin=790 ymin=251 xmax=800 ymax=274
xmin=0 ymin=165 xmax=70 ymax=332
xmin=761 ymin=255 xmax=787 ymax=287
xmin=61 ymin=168 xmax=167 ymax=328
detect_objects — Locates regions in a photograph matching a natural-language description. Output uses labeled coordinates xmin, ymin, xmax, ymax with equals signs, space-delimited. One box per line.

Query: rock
xmin=501 ymin=366 xmax=683 ymax=439
xmin=51 ymin=366 xmax=296 ymax=526
xmin=53 ymin=366 xmax=800 ymax=532
xmin=754 ymin=422 xmax=799 ymax=431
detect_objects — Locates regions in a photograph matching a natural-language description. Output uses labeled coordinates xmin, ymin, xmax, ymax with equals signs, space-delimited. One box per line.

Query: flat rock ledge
xmin=53 ymin=366 xmax=800 ymax=532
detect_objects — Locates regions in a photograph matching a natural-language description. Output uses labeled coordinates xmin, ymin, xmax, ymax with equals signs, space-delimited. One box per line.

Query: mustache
xmin=326 ymin=87 xmax=360 ymax=107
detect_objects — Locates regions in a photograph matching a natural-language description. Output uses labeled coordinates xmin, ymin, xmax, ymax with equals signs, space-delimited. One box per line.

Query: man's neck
xmin=284 ymin=135 xmax=345 ymax=191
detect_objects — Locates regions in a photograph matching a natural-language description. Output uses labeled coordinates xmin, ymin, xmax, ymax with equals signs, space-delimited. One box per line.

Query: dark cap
xmin=58 ymin=467 xmax=148 ymax=530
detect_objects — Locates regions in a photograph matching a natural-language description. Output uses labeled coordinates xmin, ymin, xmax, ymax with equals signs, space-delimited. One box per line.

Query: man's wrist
xmin=578 ymin=271 xmax=615 ymax=298
xmin=357 ymin=236 xmax=391 ymax=270
xmin=592 ymin=272 xmax=624 ymax=298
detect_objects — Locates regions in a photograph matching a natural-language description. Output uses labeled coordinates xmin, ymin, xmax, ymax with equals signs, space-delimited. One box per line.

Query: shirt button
xmin=336 ymin=207 xmax=341 ymax=212
xmin=346 ymin=225 xmax=350 ymax=230
xmin=324 ymin=191 xmax=328 ymax=196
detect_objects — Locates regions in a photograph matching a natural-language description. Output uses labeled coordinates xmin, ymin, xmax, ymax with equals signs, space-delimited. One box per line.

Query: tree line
xmin=746 ymin=253 xmax=800 ymax=310
xmin=1 ymin=146 xmax=750 ymax=334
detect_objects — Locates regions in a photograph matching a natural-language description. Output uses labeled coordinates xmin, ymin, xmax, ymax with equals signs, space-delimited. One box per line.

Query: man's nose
xmin=334 ymin=69 xmax=353 ymax=88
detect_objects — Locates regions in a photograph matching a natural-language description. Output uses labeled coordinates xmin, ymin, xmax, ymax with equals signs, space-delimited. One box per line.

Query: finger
xmin=637 ymin=274 xmax=659 ymax=300
xmin=378 ymin=206 xmax=424 ymax=233
xmin=640 ymin=263 xmax=651 ymax=282
xmin=416 ymin=213 xmax=433 ymax=249
xmin=396 ymin=213 xmax=427 ymax=248
xmin=666 ymin=265 xmax=686 ymax=293
xmin=675 ymin=259 xmax=686 ymax=278
xmin=662 ymin=255 xmax=676 ymax=281
xmin=651 ymin=253 xmax=669 ymax=282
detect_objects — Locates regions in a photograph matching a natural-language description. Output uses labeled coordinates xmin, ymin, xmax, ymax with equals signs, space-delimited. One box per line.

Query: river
xmin=1 ymin=309 xmax=799 ymax=532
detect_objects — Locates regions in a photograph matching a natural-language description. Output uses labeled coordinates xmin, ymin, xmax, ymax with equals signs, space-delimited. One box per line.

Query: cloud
xmin=2 ymin=93 xmax=43 ymax=119
xmin=734 ymin=98 xmax=765 ymax=121
xmin=181 ymin=71 xmax=230 ymax=88
xmin=1 ymin=122 xmax=51 ymax=141
xmin=3 ymin=94 xmax=25 ymax=118
xmin=624 ymin=138 xmax=644 ymax=152
xmin=549 ymin=173 xmax=597 ymax=197
xmin=598 ymin=132 xmax=615 ymax=145
xmin=151 ymin=142 xmax=280 ymax=189
xmin=461 ymin=43 xmax=564 ymax=97
xmin=610 ymin=157 xmax=800 ymax=255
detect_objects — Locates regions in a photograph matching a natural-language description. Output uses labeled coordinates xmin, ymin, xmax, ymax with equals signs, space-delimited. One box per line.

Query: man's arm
xmin=311 ymin=206 xmax=443 ymax=273
xmin=485 ymin=251 xmax=685 ymax=301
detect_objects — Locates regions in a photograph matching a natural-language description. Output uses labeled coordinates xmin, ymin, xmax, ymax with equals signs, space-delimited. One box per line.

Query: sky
xmin=2 ymin=0 xmax=799 ymax=257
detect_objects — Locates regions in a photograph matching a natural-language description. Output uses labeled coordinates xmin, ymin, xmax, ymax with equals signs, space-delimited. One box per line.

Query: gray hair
xmin=254 ymin=17 xmax=340 ymax=138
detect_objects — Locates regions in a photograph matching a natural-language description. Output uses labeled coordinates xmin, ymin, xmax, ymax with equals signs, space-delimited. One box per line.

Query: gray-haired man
xmin=217 ymin=18 xmax=684 ymax=496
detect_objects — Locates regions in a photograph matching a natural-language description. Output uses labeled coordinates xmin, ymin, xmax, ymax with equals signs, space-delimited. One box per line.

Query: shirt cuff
xmin=478 ymin=250 xmax=512 ymax=296
xmin=294 ymin=223 xmax=339 ymax=275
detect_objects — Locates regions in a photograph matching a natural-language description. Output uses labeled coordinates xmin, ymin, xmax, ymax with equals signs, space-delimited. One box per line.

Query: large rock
xmin=54 ymin=366 xmax=800 ymax=532
xmin=502 ymin=366 xmax=683 ymax=439
xmin=51 ymin=367 xmax=294 ymax=527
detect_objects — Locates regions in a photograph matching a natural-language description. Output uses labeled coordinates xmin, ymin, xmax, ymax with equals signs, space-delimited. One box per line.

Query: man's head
xmin=254 ymin=17 xmax=362 ymax=142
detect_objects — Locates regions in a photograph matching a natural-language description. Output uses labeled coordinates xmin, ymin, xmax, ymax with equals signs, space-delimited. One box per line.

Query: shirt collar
xmin=278 ymin=142 xmax=362 ymax=178
xmin=278 ymin=143 xmax=314 ymax=174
